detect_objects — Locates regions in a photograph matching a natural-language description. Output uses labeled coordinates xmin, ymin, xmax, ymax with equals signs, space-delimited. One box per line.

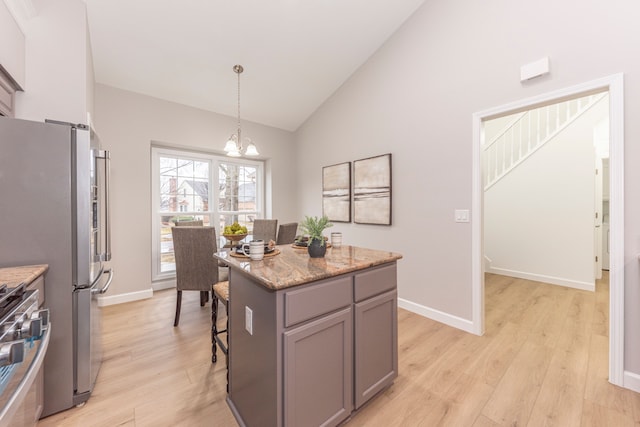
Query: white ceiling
xmin=84 ymin=0 xmax=425 ymax=131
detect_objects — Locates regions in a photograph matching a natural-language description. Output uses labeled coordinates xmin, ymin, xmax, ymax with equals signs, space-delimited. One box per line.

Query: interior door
xmin=594 ymin=156 xmax=603 ymax=279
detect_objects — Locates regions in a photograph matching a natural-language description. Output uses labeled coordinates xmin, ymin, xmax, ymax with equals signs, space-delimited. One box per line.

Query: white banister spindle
xmin=518 ymin=120 xmax=522 ymax=159
xmin=484 ymin=92 xmax=606 ymax=191
xmin=537 ymin=108 xmax=541 ymax=146
xmin=546 ymin=107 xmax=550 ymax=139
xmin=509 ymin=127 xmax=514 ymax=165
xmin=500 ymin=138 xmax=507 ymax=172
xmin=567 ymin=99 xmax=578 ymax=117
xmin=493 ymin=144 xmax=498 ymax=181
xmin=527 ymin=113 xmax=531 ymax=151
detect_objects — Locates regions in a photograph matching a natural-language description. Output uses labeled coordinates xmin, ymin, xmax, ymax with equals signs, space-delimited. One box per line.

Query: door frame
xmin=471 ymin=73 xmax=624 ymax=386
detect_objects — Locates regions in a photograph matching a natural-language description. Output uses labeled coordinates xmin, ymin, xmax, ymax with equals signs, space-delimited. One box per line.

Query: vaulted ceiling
xmin=85 ymin=0 xmax=425 ymax=131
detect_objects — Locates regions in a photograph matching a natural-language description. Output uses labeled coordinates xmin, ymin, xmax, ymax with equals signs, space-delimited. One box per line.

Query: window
xmin=218 ymin=162 xmax=260 ymax=232
xmin=151 ymin=147 xmax=264 ymax=281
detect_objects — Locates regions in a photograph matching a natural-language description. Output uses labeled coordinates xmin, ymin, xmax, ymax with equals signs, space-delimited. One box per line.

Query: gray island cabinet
xmin=214 ymin=245 xmax=402 ymax=427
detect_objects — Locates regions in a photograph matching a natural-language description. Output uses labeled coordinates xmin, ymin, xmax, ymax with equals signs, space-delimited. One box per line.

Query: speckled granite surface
xmin=0 ymin=264 xmax=48 ymax=286
xmin=214 ymin=245 xmax=402 ymax=290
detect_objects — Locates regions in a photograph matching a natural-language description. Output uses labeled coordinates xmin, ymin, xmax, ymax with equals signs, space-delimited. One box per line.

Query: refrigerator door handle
xmin=91 ymin=268 xmax=113 ymax=295
xmin=104 ymin=151 xmax=111 ymax=261
xmin=95 ymin=150 xmax=111 ymax=262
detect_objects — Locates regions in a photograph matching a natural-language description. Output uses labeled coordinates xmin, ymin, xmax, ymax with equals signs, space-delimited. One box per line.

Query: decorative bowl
xmin=223 ymin=233 xmax=248 ymax=243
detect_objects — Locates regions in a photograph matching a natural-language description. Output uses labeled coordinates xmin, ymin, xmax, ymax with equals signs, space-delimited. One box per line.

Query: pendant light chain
xmin=224 ymin=64 xmax=257 ymax=156
xmin=237 ymin=65 xmax=241 ymax=136
xmin=234 ymin=64 xmax=244 ymax=144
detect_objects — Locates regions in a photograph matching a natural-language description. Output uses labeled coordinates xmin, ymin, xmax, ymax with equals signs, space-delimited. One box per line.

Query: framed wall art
xmin=353 ymin=153 xmax=392 ymax=225
xmin=322 ymin=161 xmax=351 ymax=222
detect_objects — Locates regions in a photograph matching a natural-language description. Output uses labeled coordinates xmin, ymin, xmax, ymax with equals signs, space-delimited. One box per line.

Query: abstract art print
xmin=353 ymin=154 xmax=392 ymax=225
xmin=322 ymin=162 xmax=351 ymax=222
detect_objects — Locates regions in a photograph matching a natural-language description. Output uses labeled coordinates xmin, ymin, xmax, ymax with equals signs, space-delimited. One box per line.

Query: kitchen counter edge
xmin=214 ymin=245 xmax=402 ymax=291
xmin=0 ymin=264 xmax=49 ymax=287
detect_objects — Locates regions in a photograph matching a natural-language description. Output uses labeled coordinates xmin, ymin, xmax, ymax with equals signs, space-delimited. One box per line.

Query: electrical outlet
xmin=245 ymin=306 xmax=253 ymax=335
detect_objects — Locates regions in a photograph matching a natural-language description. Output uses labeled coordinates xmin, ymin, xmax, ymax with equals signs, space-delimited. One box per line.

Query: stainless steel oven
xmin=0 ymin=284 xmax=49 ymax=427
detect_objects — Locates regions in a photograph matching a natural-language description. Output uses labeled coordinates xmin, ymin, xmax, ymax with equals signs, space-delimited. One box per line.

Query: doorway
xmin=482 ymin=92 xmax=608 ymax=291
xmin=471 ymin=74 xmax=624 ymax=386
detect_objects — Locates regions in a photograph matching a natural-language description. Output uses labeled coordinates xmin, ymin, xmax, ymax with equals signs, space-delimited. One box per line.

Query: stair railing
xmin=483 ymin=92 xmax=607 ymax=190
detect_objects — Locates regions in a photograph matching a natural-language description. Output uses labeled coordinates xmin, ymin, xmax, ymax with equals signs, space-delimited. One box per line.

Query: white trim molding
xmin=607 ymin=73 xmax=625 ymax=387
xmin=398 ymin=298 xmax=475 ymax=334
xmin=485 ymin=267 xmax=595 ymax=292
xmin=152 ymin=278 xmax=176 ymax=292
xmin=472 ymin=73 xmax=625 ymax=386
xmin=624 ymin=370 xmax=640 ymax=394
xmin=98 ymin=288 xmax=153 ymax=307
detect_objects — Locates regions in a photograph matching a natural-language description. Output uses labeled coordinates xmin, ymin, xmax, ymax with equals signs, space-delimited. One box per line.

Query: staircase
xmin=483 ymin=92 xmax=607 ymax=190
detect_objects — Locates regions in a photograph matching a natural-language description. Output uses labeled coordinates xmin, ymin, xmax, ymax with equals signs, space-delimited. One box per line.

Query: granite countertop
xmin=214 ymin=245 xmax=402 ymax=291
xmin=0 ymin=264 xmax=48 ymax=287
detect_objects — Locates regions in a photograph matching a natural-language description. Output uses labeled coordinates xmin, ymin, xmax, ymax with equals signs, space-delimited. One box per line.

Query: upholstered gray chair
xmin=251 ymin=219 xmax=278 ymax=242
xmin=276 ymin=222 xmax=298 ymax=245
xmin=175 ymin=219 xmax=203 ymax=226
xmin=171 ymin=226 xmax=221 ymax=327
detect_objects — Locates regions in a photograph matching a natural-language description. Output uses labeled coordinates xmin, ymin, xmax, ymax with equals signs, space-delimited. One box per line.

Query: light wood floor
xmin=37 ymin=272 xmax=640 ymax=426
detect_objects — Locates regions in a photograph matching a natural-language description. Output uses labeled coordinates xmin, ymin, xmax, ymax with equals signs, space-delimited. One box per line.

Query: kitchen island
xmin=214 ymin=244 xmax=402 ymax=427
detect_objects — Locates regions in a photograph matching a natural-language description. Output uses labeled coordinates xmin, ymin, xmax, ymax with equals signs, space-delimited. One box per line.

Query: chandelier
xmin=223 ymin=65 xmax=259 ymax=157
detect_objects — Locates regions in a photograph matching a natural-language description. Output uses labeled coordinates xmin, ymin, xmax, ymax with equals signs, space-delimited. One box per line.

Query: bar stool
xmin=212 ymin=281 xmax=229 ymax=388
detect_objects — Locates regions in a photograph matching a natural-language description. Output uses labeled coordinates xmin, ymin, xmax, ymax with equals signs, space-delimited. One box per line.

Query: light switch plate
xmin=455 ymin=209 xmax=470 ymax=223
xmin=245 ymin=306 xmax=253 ymax=335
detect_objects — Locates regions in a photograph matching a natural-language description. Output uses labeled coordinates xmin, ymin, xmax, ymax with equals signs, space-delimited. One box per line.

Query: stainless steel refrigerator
xmin=0 ymin=116 xmax=113 ymax=417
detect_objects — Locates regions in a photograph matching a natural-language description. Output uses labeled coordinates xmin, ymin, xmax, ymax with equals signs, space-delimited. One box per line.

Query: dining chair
xmin=171 ymin=226 xmax=223 ymax=326
xmin=252 ymin=219 xmax=278 ymax=242
xmin=276 ymin=222 xmax=298 ymax=245
xmin=175 ymin=219 xmax=203 ymax=226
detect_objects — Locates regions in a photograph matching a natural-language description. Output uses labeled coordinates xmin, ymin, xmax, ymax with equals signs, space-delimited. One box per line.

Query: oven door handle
xmin=91 ymin=268 xmax=113 ymax=295
xmin=0 ymin=324 xmax=51 ymax=427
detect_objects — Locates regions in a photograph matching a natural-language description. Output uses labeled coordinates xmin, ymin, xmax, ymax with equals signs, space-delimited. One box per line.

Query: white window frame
xmin=151 ymin=146 xmax=264 ymax=283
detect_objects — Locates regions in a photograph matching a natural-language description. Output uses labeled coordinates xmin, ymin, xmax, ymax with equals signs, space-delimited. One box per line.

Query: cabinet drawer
xmin=354 ymin=263 xmax=397 ymax=302
xmin=284 ymin=276 xmax=352 ymax=328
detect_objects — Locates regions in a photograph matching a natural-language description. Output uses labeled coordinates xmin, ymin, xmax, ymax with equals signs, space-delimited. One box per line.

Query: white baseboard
xmin=623 ymin=370 xmax=640 ymax=393
xmin=98 ymin=288 xmax=153 ymax=307
xmin=152 ymin=278 xmax=176 ymax=291
xmin=486 ymin=266 xmax=595 ymax=292
xmin=398 ymin=298 xmax=475 ymax=334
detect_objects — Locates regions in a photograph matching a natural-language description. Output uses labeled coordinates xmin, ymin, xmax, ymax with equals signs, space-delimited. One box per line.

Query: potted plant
xmin=299 ymin=215 xmax=333 ymax=258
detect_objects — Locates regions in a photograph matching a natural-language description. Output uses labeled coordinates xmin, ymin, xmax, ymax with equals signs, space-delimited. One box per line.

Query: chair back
xmin=276 ymin=222 xmax=298 ymax=245
xmin=175 ymin=220 xmax=203 ymax=226
xmin=252 ymin=219 xmax=278 ymax=242
xmin=171 ymin=226 xmax=218 ymax=291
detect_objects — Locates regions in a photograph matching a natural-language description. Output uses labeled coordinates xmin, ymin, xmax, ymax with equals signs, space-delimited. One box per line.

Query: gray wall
xmin=294 ymin=0 xmax=640 ymax=379
xmin=94 ymin=84 xmax=298 ymax=302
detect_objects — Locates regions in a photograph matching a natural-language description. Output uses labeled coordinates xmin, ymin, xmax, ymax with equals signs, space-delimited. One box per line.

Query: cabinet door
xmin=0 ymin=69 xmax=17 ymax=117
xmin=284 ymin=307 xmax=353 ymax=427
xmin=354 ymin=290 xmax=397 ymax=409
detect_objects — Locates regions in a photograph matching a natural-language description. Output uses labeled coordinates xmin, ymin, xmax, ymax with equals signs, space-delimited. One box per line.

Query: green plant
xmin=299 ymin=215 xmax=333 ymax=246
